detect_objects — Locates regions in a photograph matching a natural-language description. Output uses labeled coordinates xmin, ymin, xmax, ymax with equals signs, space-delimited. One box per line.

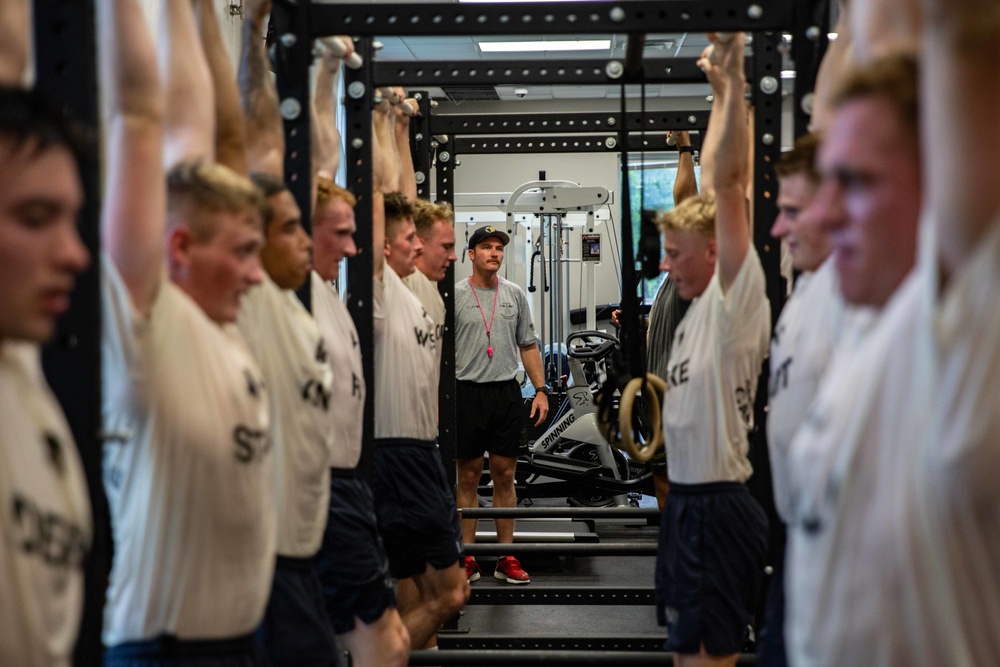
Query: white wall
xmin=437 ymin=92 xmax=795 ymax=346
xmin=447 ymin=151 xmax=623 ymax=345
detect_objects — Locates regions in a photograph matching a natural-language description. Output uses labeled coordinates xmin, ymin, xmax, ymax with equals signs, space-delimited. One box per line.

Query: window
xmin=621 ymin=157 xmax=701 ymax=300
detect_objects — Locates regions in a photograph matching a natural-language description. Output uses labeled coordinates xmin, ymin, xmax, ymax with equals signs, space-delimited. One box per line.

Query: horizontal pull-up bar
xmin=432 ymin=111 xmax=709 ymax=136
xmin=408 ymin=649 xmax=758 ymax=666
xmin=444 ymin=635 xmax=666 ymax=652
xmin=454 ymin=134 xmax=690 ymax=154
xmin=466 ymin=585 xmax=655 ymax=606
xmin=374 ymin=58 xmax=749 ymax=87
xmin=460 ymin=506 xmax=661 ymax=519
xmin=309 ymin=1 xmax=792 ymax=37
xmin=464 ymin=543 xmax=656 ymax=556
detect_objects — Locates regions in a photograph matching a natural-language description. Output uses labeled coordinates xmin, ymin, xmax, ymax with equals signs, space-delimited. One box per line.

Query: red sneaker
xmin=494 ymin=556 xmax=531 ymax=584
xmin=464 ymin=556 xmax=481 ymax=583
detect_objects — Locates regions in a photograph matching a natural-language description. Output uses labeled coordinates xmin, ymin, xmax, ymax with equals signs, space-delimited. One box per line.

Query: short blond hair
xmin=656 ymin=194 xmax=716 ymax=238
xmin=316 ymin=176 xmax=357 ymax=209
xmin=167 ymin=159 xmax=264 ymax=240
xmin=832 ymin=51 xmax=919 ymax=135
xmin=411 ymin=199 xmax=454 ymax=237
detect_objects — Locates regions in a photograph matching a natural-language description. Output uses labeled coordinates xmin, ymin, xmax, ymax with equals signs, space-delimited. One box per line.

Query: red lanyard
xmin=470 ymin=276 xmax=499 ymax=358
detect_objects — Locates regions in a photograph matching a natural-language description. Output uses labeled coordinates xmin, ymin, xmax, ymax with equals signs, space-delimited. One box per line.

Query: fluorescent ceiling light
xmin=480 ymin=39 xmax=611 ymax=53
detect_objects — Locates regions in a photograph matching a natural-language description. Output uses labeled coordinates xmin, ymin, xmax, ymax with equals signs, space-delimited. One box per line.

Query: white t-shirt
xmin=403 ymin=268 xmax=444 ymax=391
xmin=404 ymin=269 xmax=445 ymax=338
xmin=785 ymin=271 xmax=925 ymax=667
xmin=661 ymin=248 xmax=771 ymax=484
xmin=101 ymin=256 xmax=275 ymax=645
xmin=312 ymin=272 xmax=366 ymax=469
xmin=904 ymin=216 xmax=1000 ymax=665
xmin=767 ymin=258 xmax=846 ymax=522
xmin=238 ymin=274 xmax=333 ymax=558
xmin=374 ymin=266 xmax=439 ymax=441
xmin=0 ymin=342 xmax=91 ymax=667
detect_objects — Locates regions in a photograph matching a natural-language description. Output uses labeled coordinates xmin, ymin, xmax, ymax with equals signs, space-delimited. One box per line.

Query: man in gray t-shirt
xmin=454 ymin=225 xmax=548 ymax=586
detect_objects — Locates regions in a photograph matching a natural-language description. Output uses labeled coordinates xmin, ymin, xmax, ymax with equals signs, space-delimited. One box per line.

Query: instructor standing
xmin=455 ymin=226 xmax=549 ymax=585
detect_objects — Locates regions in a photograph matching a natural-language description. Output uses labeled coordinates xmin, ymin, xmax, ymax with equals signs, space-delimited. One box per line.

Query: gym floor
xmin=446 ymin=497 xmax=665 ymax=652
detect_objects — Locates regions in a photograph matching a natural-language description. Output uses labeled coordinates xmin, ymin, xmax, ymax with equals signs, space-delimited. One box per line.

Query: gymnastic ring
xmin=617 ymin=374 xmax=666 ymax=462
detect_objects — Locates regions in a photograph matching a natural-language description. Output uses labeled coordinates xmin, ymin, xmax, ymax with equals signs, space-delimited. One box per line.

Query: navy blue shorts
xmin=456 ymin=379 xmax=525 ymax=459
xmin=313 ymin=469 xmax=397 ymax=635
xmin=104 ymin=633 xmax=267 ymax=667
xmin=258 ymin=556 xmax=339 ymax=666
xmin=374 ymin=439 xmax=463 ymax=580
xmin=655 ymin=481 xmax=768 ymax=656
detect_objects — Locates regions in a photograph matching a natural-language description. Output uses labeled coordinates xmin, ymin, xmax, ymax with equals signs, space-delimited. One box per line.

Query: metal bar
xmin=792 ymin=0 xmax=831 ymax=139
xmin=433 ymin=111 xmax=709 ymax=136
xmin=748 ymin=33 xmax=785 ymax=613
xmin=473 ymin=531 xmax=591 ymax=543
xmin=271 ymin=0 xmax=314 ymax=311
xmin=749 ymin=31 xmax=785 ymax=327
xmin=466 ymin=586 xmax=654 ymax=605
xmin=460 ymin=506 xmax=660 ymax=519
xmin=310 ymin=1 xmax=794 ymax=37
xmin=374 ymin=57 xmax=724 ymax=86
xmin=435 ymin=141 xmax=458 ymax=490
xmin=33 ymin=2 xmax=106 ymax=664
xmin=441 ymin=636 xmax=666 ymax=652
xmin=410 ymin=91 xmax=433 ymax=199
xmin=455 ymin=134 xmax=684 ymax=154
xmin=409 ymin=649 xmax=759 ymax=666
xmin=464 ymin=542 xmax=656 ymax=556
xmin=344 ymin=38 xmax=377 ymax=484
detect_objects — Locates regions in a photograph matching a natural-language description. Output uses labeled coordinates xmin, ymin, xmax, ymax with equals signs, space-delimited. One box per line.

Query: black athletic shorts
xmin=456 ymin=379 xmax=525 ymax=460
xmin=258 ymin=556 xmax=339 ymax=666
xmin=104 ymin=633 xmax=267 ymax=666
xmin=655 ymin=481 xmax=768 ymax=656
xmin=373 ymin=439 xmax=464 ymax=580
xmin=313 ymin=469 xmax=397 ymax=635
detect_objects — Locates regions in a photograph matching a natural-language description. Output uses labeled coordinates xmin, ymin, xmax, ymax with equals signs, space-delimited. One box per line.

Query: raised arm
xmin=372 ymin=114 xmax=387 ymax=280
xmin=922 ymin=1 xmax=1000 ymax=275
xmin=698 ymin=32 xmax=752 ymax=293
xmin=0 ymin=0 xmax=28 ymax=85
xmin=239 ymin=0 xmax=283 ymax=178
xmin=197 ymin=0 xmax=247 ymax=175
xmin=373 ymin=89 xmax=401 ymax=193
xmin=851 ymin=0 xmax=923 ymax=62
xmin=99 ymin=0 xmax=165 ymax=315
xmin=810 ymin=0 xmax=856 ymax=133
xmin=394 ymin=91 xmax=418 ymax=201
xmin=312 ymin=39 xmax=352 ymax=179
xmin=670 ymin=130 xmax=699 ymax=204
xmin=159 ymin=0 xmax=214 ymax=167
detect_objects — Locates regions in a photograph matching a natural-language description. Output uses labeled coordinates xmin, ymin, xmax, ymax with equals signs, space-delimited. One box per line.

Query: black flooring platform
xmin=445 ymin=499 xmax=666 ymax=654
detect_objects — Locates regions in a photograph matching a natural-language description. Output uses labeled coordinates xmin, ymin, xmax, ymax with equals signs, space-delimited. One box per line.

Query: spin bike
xmin=477 ymin=330 xmax=655 ymax=507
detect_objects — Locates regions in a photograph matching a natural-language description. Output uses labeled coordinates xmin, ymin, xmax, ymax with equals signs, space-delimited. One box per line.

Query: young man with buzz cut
xmin=404 ymin=198 xmax=458 ymax=337
xmin=310 ymin=178 xmax=410 ymax=667
xmin=370 ymin=92 xmax=468 ymax=652
xmin=454 ymin=225 xmax=549 ymax=586
xmin=306 ymin=33 xmax=410 ymax=667
xmin=99 ymin=0 xmax=275 ymax=663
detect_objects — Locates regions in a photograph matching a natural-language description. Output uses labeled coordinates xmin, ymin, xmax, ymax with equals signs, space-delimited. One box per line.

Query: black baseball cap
xmin=468 ymin=225 xmax=510 ymax=249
